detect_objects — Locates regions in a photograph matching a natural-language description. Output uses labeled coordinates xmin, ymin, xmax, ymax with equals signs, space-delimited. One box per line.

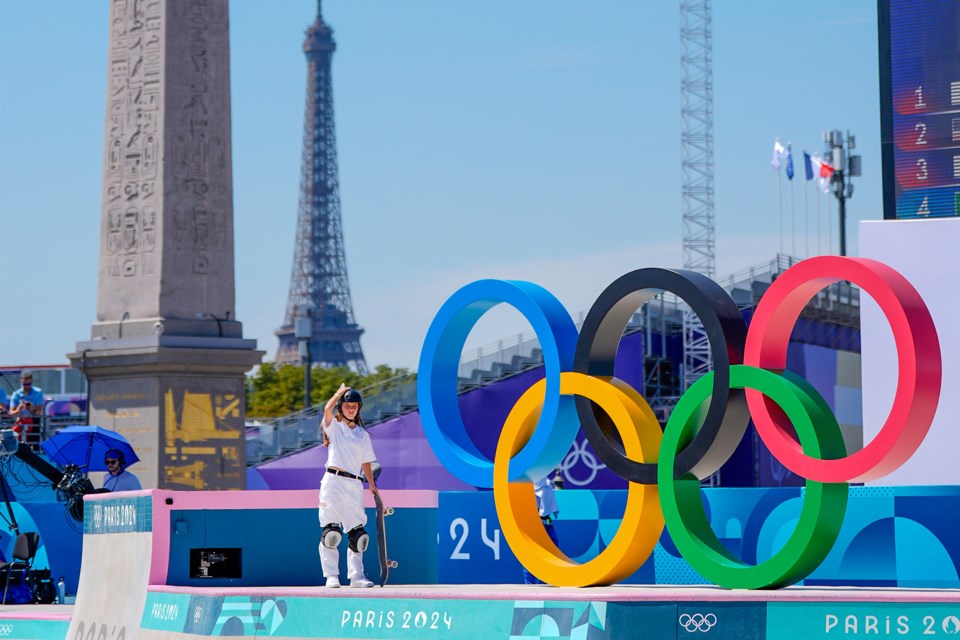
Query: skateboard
xmin=373 ymin=491 xmax=397 ymax=586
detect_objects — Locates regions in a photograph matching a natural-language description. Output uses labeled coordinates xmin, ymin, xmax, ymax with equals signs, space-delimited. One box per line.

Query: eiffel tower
xmin=275 ymin=1 xmax=366 ymax=372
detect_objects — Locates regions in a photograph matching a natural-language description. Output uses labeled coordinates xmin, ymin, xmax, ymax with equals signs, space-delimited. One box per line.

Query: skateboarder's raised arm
xmin=323 ymin=383 xmax=349 ymax=428
xmin=322 ymin=384 xmax=351 ymax=445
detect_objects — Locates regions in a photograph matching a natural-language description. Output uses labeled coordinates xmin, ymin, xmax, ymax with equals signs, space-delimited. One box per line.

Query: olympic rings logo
xmin=679 ymin=613 xmax=718 ymax=632
xmin=557 ymin=438 xmax=605 ymax=487
xmin=418 ymin=256 xmax=941 ymax=589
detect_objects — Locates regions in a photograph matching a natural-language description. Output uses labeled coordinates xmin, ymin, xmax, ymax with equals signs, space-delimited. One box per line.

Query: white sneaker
xmin=350 ymin=577 xmax=374 ymax=588
xmin=325 ymin=576 xmax=341 ymax=588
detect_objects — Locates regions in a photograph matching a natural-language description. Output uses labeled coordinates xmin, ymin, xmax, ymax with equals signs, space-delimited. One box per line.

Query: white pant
xmin=318 ymin=473 xmax=368 ymax=579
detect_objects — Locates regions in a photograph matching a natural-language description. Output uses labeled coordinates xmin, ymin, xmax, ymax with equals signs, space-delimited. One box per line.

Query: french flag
xmin=804 ymin=152 xmax=835 ymax=192
xmin=817 ymin=157 xmax=836 ymax=179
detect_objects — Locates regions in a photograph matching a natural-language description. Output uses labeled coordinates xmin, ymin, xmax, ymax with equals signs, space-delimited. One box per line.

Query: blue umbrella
xmin=40 ymin=426 xmax=139 ymax=473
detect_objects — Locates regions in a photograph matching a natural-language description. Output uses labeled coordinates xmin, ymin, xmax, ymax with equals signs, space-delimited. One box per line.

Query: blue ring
xmin=417 ymin=280 xmax=579 ymax=488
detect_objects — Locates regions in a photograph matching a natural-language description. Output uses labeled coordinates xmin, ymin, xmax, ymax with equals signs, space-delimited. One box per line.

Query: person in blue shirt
xmin=8 ymin=371 xmax=44 ymax=444
xmin=522 ymin=473 xmax=561 ymax=585
xmin=102 ymin=449 xmax=142 ymax=492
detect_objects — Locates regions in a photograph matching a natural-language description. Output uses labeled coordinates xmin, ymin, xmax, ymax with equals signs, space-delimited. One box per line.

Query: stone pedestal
xmin=71 ymin=0 xmax=262 ymax=489
xmin=70 ymin=337 xmax=259 ymax=490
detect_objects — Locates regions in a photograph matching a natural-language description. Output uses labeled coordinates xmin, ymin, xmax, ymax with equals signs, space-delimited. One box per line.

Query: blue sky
xmin=0 ymin=1 xmax=880 ymax=370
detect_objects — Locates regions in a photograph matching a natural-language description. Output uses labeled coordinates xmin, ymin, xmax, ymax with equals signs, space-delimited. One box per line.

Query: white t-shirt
xmin=322 ymin=416 xmax=376 ymax=477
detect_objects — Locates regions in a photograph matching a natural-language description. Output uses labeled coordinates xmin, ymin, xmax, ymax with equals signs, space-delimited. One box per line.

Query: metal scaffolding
xmin=680 ymin=0 xmax=715 ymax=392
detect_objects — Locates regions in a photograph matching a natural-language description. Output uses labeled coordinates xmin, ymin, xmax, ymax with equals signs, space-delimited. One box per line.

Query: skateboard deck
xmin=374 ymin=491 xmax=397 ymax=586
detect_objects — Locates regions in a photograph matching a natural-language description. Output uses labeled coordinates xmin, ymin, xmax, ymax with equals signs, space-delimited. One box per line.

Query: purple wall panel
xmin=255 ymin=411 xmax=475 ymax=491
xmin=801 ymin=343 xmax=838 ymax=408
xmin=613 ymin=331 xmax=647 ymax=389
xmin=457 ymin=368 xmax=545 ymax=462
xmin=757 ymin=343 xmax=839 ymax=487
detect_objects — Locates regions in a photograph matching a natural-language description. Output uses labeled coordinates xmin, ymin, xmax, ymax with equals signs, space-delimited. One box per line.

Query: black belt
xmin=327 ymin=468 xmax=361 ymax=481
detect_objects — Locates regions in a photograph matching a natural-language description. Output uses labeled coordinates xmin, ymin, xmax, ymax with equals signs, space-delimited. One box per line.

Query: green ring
xmin=658 ymin=365 xmax=849 ymax=589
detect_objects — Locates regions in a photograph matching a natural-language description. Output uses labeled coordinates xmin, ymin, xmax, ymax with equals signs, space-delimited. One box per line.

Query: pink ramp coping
xmin=0 ymin=610 xmax=73 ymax=620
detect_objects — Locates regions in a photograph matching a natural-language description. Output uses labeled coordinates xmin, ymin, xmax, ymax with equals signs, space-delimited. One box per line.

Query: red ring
xmin=743 ymin=256 xmax=941 ymax=483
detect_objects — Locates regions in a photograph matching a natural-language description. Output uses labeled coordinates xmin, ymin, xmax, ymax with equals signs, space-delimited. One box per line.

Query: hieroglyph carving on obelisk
xmin=103 ymin=0 xmax=162 ymax=283
xmin=98 ymin=0 xmax=235 ymax=330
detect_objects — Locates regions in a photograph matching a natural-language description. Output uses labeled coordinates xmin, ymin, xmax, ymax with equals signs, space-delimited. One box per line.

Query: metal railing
xmin=719 ymin=253 xmax=860 ymax=326
xmin=0 ymin=415 xmax=81 ymax=450
xmin=247 ymin=373 xmax=418 ymax=464
xmin=247 ymin=255 xmax=862 ymax=466
xmin=246 ymin=295 xmax=686 ymax=466
xmin=454 ymin=297 xmax=687 ymax=389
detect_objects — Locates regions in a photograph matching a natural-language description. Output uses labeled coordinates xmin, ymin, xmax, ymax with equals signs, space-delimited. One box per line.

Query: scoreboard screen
xmin=879 ymin=0 xmax=960 ymax=219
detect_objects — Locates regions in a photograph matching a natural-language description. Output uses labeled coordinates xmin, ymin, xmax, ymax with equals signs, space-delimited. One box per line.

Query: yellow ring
xmin=493 ymin=371 xmax=664 ymax=586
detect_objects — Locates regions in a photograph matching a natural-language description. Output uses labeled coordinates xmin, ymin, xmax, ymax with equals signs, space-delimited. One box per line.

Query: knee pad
xmin=322 ymin=523 xmax=343 ymax=549
xmin=348 ymin=525 xmax=369 ymax=553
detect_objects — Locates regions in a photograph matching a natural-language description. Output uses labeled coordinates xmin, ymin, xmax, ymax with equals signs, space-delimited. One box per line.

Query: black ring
xmin=573 ymin=268 xmax=749 ymax=483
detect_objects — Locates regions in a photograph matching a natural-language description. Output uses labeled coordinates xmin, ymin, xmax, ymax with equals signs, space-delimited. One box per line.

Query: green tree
xmin=246 ymin=362 xmax=303 ymax=417
xmin=245 ymin=363 xmax=412 ymax=419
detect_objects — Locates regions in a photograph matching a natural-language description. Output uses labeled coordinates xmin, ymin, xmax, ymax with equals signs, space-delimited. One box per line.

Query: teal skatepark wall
xmin=92 ymin=485 xmax=959 ymax=590
xmin=157 ymin=490 xmax=439 ymax=587
xmin=9 ymin=488 xmax=954 ymax=640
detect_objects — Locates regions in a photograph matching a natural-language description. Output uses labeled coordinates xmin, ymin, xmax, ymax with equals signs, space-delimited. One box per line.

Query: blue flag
xmin=803 ymin=152 xmax=814 ymax=181
xmin=785 ymin=144 xmax=794 ymax=180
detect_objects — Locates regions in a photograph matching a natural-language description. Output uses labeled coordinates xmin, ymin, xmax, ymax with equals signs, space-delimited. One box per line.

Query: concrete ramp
xmin=66 ymin=491 xmax=155 ymax=640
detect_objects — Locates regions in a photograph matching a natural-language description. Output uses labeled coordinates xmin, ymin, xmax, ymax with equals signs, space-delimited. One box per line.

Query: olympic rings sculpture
xmin=418 ymin=256 xmax=941 ymax=589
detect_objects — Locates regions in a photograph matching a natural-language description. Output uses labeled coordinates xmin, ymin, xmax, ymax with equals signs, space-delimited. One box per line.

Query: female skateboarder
xmin=318 ymin=383 xmax=379 ymax=588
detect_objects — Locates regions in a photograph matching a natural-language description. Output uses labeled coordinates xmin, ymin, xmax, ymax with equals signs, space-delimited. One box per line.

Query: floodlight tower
xmin=680 ymin=0 xmax=716 ymax=390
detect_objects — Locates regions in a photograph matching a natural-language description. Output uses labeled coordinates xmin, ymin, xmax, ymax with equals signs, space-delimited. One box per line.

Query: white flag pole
xmin=790 ymin=176 xmax=796 ymax=257
xmin=777 ymin=171 xmax=783 ymax=256
xmin=803 ymin=177 xmax=809 ymax=257
xmin=816 ymin=183 xmax=821 ymax=255
xmin=827 ymin=191 xmax=834 ymax=255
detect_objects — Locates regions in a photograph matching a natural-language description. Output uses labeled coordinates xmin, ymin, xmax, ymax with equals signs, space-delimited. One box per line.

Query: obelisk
xmin=69 ymin=0 xmax=262 ymax=490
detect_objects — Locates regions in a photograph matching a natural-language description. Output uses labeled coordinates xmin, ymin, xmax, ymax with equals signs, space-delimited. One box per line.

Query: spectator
xmin=102 ymin=449 xmax=141 ymax=492
xmin=8 ymin=371 xmax=43 ymax=444
xmin=523 ymin=473 xmax=561 ymax=585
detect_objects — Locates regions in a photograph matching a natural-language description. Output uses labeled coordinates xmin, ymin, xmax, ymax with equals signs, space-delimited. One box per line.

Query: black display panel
xmin=189 ymin=548 xmax=242 ymax=579
xmin=879 ymin=0 xmax=960 ymax=219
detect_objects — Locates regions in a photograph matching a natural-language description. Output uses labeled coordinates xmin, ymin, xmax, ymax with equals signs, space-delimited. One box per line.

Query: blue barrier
xmin=438 ymin=486 xmax=960 ymax=587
